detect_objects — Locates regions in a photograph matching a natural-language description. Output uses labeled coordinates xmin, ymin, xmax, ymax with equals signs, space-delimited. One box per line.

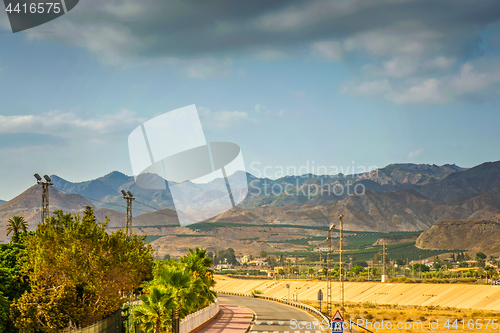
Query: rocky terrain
xmin=416 ymin=219 xmax=500 ymax=254
xmin=373 ymin=234 xmax=419 ymax=245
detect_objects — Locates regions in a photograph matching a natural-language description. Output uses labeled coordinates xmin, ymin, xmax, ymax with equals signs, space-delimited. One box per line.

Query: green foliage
xmin=0 ymin=237 xmax=29 ymax=333
xmin=134 ymin=247 xmax=216 ymax=333
xmin=251 ymin=290 xmax=262 ymax=297
xmin=413 ymin=263 xmax=430 ymax=272
xmin=476 ymin=252 xmax=487 ymax=260
xmin=133 ymin=287 xmax=176 ymax=333
xmin=0 ymin=291 xmax=11 ymax=333
xmin=0 ymin=242 xmax=28 ymax=301
xmin=5 ymin=216 xmax=28 ymax=243
xmin=350 ymin=265 xmax=366 ymax=275
xmin=213 ymin=248 xmax=237 ymax=265
xmin=352 ymin=260 xmax=368 ymax=267
xmin=11 ymin=207 xmax=154 ymax=332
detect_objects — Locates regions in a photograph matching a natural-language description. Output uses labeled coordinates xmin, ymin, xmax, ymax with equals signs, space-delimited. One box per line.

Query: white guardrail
xmin=180 ymin=298 xmax=220 ymax=333
xmin=215 ymin=291 xmax=329 ymax=324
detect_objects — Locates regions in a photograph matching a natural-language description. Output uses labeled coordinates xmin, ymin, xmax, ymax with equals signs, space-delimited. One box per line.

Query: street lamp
xmin=34 ymin=173 xmax=52 ymax=223
xmin=122 ymin=190 xmax=135 ymax=237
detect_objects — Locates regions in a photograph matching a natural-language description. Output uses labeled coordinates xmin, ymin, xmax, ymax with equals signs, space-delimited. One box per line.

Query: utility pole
xmin=326 ymin=223 xmax=336 ymax=316
xmin=339 ymin=215 xmax=345 ymax=320
xmin=382 ymin=243 xmax=387 ymax=282
xmin=34 ymin=174 xmax=52 ymax=223
xmin=121 ymin=190 xmax=135 ymax=237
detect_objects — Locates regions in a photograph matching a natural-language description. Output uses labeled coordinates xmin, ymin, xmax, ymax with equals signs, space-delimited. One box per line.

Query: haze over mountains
xmin=1 ymin=161 xmax=499 ymax=244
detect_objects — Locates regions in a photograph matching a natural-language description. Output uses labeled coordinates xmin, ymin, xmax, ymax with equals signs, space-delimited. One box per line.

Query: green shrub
xmin=251 ymin=290 xmax=263 ymax=298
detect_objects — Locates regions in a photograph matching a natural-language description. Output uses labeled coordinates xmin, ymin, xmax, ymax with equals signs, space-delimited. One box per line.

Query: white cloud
xmin=185 ymin=58 xmax=233 ymax=79
xmin=424 ymin=56 xmax=455 ymax=70
xmin=382 ymin=57 xmax=417 ymax=78
xmin=198 ymin=107 xmax=251 ymax=129
xmin=407 ymin=148 xmax=424 ymax=160
xmin=0 ymin=109 xmax=145 ymax=135
xmin=449 ymin=62 xmax=500 ymax=94
xmin=311 ymin=41 xmax=343 ymax=61
xmin=391 ymin=79 xmax=446 ymax=104
xmin=343 ymin=60 xmax=500 ymax=104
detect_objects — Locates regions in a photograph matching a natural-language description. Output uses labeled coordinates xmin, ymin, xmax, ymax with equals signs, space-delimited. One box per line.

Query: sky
xmin=0 ymin=0 xmax=500 ymax=200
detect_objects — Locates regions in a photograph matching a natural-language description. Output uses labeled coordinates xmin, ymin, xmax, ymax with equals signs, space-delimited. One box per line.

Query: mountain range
xmin=1 ymin=161 xmax=499 ymax=244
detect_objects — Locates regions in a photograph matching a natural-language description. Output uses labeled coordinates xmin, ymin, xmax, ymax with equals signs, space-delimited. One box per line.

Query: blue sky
xmin=1 ymin=0 xmax=500 ymax=200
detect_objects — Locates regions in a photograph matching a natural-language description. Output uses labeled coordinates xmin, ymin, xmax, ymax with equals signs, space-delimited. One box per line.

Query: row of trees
xmin=133 ymin=247 xmax=216 ymax=333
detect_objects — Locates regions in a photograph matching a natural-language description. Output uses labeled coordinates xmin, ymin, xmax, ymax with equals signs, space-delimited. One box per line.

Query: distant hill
xmin=418 ymin=161 xmax=500 ymax=201
xmin=204 ymin=187 xmax=500 ymax=232
xmin=0 ymin=184 xmax=181 ymax=242
xmin=415 ymin=219 xmax=500 ymax=255
xmin=0 ymin=185 xmax=93 ymax=242
xmin=47 ymin=163 xmax=469 ymax=213
xmin=0 ymin=200 xmax=5 ymax=206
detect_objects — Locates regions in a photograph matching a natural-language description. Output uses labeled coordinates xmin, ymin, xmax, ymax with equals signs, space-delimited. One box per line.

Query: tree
xmin=278 ymin=268 xmax=284 ymax=275
xmin=179 ymin=247 xmax=216 ymax=308
xmin=351 ymin=265 xmax=365 ymax=275
xmin=6 ymin=216 xmax=28 ymax=243
xmin=133 ymin=287 xmax=176 ymax=333
xmin=163 ymin=254 xmax=171 ymax=261
xmin=260 ymin=250 xmax=267 ymax=258
xmin=413 ymin=263 xmax=430 ymax=272
xmin=0 ymin=291 xmax=11 ymax=333
xmin=11 ymin=207 xmax=154 ymax=332
xmin=306 ymin=253 xmax=319 ymax=262
xmin=476 ymin=252 xmax=487 ymax=260
xmin=353 ymin=260 xmax=368 ymax=268
xmin=395 ymin=258 xmax=405 ymax=266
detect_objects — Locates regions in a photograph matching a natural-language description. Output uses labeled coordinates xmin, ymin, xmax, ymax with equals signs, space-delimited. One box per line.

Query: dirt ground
xmin=215 ymin=276 xmax=500 ymax=332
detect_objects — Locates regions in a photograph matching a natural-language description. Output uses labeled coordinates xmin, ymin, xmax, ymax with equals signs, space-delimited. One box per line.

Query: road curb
xmin=215 ymin=290 xmax=329 ymax=324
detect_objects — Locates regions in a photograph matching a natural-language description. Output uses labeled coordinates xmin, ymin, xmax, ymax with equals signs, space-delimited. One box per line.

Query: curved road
xmin=218 ymin=294 xmax=329 ymax=333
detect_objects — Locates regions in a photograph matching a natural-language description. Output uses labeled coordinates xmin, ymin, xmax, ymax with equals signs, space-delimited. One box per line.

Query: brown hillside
xmin=415 ymin=219 xmax=500 ymax=255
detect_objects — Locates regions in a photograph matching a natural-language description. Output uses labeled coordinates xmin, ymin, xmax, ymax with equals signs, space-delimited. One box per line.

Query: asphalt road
xmin=218 ymin=294 xmax=330 ymax=333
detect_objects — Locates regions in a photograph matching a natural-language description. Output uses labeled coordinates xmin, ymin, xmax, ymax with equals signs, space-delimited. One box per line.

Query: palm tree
xmin=156 ymin=266 xmax=204 ymax=318
xmin=133 ymin=287 xmax=176 ymax=333
xmin=180 ymin=247 xmax=216 ymax=307
xmin=6 ymin=216 xmax=28 ymax=243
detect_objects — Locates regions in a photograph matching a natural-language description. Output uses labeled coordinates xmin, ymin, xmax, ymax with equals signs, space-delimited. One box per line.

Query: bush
xmin=251 ymin=290 xmax=263 ymax=298
xmin=365 ymin=314 xmax=373 ymax=320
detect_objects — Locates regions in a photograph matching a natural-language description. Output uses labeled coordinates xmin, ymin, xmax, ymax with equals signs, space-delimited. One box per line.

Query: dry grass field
xmin=215 ymin=276 xmax=500 ymax=332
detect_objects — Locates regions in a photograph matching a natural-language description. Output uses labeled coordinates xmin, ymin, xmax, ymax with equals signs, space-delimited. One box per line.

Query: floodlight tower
xmin=121 ymin=190 xmax=135 ymax=237
xmin=339 ymin=214 xmax=345 ymax=320
xmin=326 ymin=222 xmax=336 ymax=316
xmin=34 ymin=174 xmax=52 ymax=223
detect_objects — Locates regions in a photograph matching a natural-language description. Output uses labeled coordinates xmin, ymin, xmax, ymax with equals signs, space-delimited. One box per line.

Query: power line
xmin=50 ymin=185 xmax=367 ymax=227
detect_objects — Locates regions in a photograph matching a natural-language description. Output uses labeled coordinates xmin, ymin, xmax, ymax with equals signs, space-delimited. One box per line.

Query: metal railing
xmin=180 ymin=299 xmax=219 ymax=333
xmin=70 ymin=309 xmax=122 ymax=333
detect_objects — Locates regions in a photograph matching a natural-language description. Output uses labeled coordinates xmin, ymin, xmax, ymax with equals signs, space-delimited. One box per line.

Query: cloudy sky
xmin=1 ymin=0 xmax=500 ymax=200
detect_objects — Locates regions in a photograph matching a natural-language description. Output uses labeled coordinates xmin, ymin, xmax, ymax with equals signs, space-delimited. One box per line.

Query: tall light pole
xmin=34 ymin=174 xmax=52 ymax=223
xmin=121 ymin=190 xmax=135 ymax=237
xmin=326 ymin=223 xmax=336 ymax=316
xmin=339 ymin=214 xmax=345 ymax=320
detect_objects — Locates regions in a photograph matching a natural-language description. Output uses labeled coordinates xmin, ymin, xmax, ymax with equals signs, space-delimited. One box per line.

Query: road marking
xmin=267 ymin=321 xmax=273 ymax=325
